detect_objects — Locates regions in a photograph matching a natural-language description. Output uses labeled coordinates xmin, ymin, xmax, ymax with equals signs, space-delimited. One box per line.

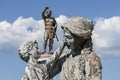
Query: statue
xmin=42 ymin=7 xmax=58 ymax=53
xmin=58 ymin=16 xmax=102 ymax=80
xmin=34 ymin=16 xmax=102 ymax=80
xmin=18 ymin=40 xmax=66 ymax=80
xmin=19 ymin=16 xmax=102 ymax=80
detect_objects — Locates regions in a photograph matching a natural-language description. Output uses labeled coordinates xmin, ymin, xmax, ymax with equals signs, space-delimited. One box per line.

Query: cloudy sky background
xmin=0 ymin=0 xmax=120 ymax=80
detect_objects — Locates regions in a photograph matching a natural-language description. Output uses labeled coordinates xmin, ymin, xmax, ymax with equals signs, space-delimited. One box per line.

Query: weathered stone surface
xmin=59 ymin=16 xmax=102 ymax=80
xmin=19 ymin=16 xmax=102 ymax=80
xmin=18 ymin=40 xmax=66 ymax=80
xmin=19 ymin=41 xmax=49 ymax=80
xmin=61 ymin=16 xmax=93 ymax=39
xmin=58 ymin=49 xmax=102 ymax=80
xmin=82 ymin=49 xmax=102 ymax=80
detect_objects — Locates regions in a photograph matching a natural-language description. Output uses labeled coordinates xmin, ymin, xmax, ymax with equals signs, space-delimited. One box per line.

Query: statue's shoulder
xmin=89 ymin=51 xmax=101 ymax=61
xmin=85 ymin=51 xmax=102 ymax=68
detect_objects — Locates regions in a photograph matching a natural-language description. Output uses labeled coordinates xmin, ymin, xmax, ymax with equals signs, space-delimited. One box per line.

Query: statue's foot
xmin=42 ymin=50 xmax=46 ymax=54
xmin=48 ymin=51 xmax=53 ymax=55
xmin=41 ymin=51 xmax=53 ymax=55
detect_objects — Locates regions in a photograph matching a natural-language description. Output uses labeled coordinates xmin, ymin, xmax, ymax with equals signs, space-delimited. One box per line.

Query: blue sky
xmin=0 ymin=0 xmax=120 ymax=80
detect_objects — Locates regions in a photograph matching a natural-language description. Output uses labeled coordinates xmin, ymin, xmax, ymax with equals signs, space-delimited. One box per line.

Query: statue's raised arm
xmin=42 ymin=7 xmax=49 ymax=20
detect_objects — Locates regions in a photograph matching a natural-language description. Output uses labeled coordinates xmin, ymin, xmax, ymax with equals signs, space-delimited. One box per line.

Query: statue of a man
xmin=47 ymin=16 xmax=102 ymax=80
xmin=19 ymin=40 xmax=65 ymax=80
xmin=58 ymin=16 xmax=102 ymax=80
xmin=19 ymin=16 xmax=102 ymax=80
xmin=42 ymin=7 xmax=57 ymax=53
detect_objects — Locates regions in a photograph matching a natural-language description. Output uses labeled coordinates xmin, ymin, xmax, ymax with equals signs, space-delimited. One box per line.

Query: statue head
xmin=61 ymin=16 xmax=94 ymax=53
xmin=62 ymin=16 xmax=93 ymax=39
xmin=18 ymin=40 xmax=40 ymax=62
xmin=46 ymin=9 xmax=52 ymax=17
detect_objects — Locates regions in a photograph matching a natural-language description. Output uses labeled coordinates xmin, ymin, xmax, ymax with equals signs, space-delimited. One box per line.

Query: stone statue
xmin=18 ymin=40 xmax=66 ymax=80
xmin=41 ymin=16 xmax=102 ymax=80
xmin=42 ymin=7 xmax=57 ymax=53
xmin=58 ymin=16 xmax=102 ymax=80
xmin=19 ymin=16 xmax=102 ymax=80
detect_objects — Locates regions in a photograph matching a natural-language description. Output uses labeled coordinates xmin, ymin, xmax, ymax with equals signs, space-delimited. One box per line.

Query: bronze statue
xmin=42 ymin=7 xmax=57 ymax=53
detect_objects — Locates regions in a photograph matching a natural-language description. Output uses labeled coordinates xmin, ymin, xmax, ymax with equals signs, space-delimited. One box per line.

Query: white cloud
xmin=92 ymin=16 xmax=120 ymax=57
xmin=0 ymin=15 xmax=68 ymax=54
xmin=1 ymin=15 xmax=119 ymax=58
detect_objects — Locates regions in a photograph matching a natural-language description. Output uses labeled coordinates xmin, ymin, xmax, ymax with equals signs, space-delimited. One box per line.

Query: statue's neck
xmin=74 ymin=46 xmax=82 ymax=53
xmin=28 ymin=56 xmax=37 ymax=65
xmin=70 ymin=49 xmax=81 ymax=57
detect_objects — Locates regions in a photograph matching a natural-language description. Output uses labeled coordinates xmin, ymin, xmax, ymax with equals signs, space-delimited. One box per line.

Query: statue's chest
xmin=45 ymin=18 xmax=54 ymax=24
xmin=63 ymin=55 xmax=85 ymax=76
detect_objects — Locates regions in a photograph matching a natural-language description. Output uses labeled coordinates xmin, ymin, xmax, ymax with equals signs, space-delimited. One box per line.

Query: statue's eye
xmin=67 ymin=36 xmax=73 ymax=39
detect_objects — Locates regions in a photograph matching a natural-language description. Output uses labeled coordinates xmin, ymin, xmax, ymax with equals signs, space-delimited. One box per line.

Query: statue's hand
xmin=45 ymin=7 xmax=49 ymax=10
xmin=63 ymin=37 xmax=68 ymax=46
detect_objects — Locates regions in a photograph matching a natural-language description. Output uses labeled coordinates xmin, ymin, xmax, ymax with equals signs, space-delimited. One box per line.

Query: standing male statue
xmin=42 ymin=7 xmax=57 ymax=53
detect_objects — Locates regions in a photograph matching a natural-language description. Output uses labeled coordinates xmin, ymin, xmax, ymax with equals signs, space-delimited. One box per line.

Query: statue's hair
xmin=61 ymin=16 xmax=93 ymax=38
xmin=18 ymin=40 xmax=38 ymax=62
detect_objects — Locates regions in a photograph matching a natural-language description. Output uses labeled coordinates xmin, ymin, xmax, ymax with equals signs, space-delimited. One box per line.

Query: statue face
xmin=64 ymin=30 xmax=74 ymax=49
xmin=18 ymin=40 xmax=39 ymax=62
xmin=29 ymin=41 xmax=40 ymax=58
xmin=46 ymin=10 xmax=52 ymax=17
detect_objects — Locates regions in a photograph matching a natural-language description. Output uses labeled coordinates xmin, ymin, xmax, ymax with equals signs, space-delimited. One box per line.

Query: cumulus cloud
xmin=1 ymin=15 xmax=119 ymax=58
xmin=0 ymin=15 xmax=68 ymax=54
xmin=92 ymin=16 xmax=120 ymax=57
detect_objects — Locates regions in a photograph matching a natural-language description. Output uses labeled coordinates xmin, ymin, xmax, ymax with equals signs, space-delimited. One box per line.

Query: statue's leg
xmin=48 ymin=32 xmax=54 ymax=52
xmin=44 ymin=31 xmax=49 ymax=52
xmin=49 ymin=39 xmax=54 ymax=52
